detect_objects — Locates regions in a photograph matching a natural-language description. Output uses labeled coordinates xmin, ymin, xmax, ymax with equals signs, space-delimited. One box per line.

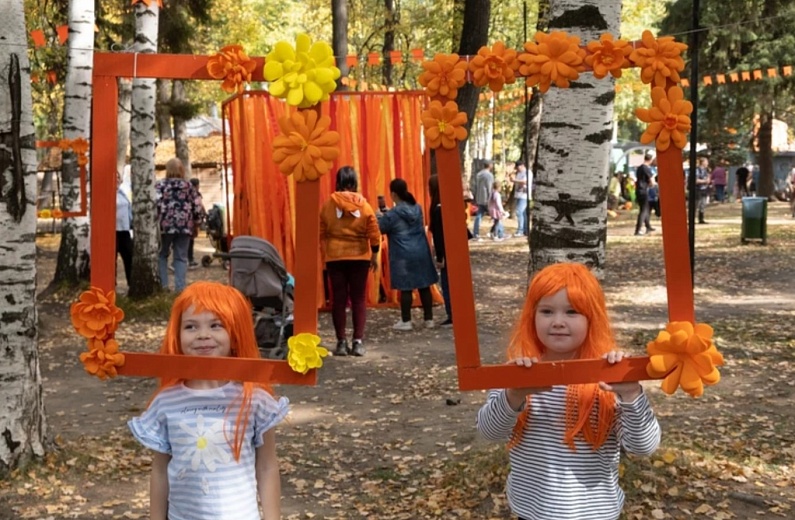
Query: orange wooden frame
xmin=90 ymin=52 xmax=314 ymax=385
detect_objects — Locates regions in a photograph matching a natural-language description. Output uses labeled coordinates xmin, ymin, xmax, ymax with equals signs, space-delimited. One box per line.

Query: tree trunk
xmin=382 ymin=0 xmax=397 ymax=86
xmin=529 ymin=0 xmax=619 ymax=277
xmin=332 ymin=0 xmax=349 ymax=91
xmin=171 ymin=80 xmax=191 ymax=178
xmin=117 ymin=77 xmax=133 ymax=177
xmin=52 ymin=0 xmax=95 ymax=288
xmin=756 ymin=109 xmax=775 ymax=198
xmin=129 ymin=1 xmax=162 ymax=298
xmin=156 ymin=79 xmax=172 ymax=141
xmin=0 ymin=2 xmax=47 ymax=476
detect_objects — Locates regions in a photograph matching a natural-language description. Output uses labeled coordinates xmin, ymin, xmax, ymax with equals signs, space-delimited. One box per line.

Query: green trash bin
xmin=741 ymin=197 xmax=767 ymax=244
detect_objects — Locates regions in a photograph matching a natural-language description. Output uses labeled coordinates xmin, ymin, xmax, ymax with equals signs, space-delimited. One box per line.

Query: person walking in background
xmin=319 ymin=166 xmax=381 ymax=357
xmin=512 ymin=160 xmax=529 ymax=237
xmin=735 ymin=164 xmax=750 ymax=199
xmin=489 ymin=181 xmax=508 ymax=241
xmin=634 ymin=154 xmax=656 ymax=236
xmin=710 ymin=161 xmax=727 ymax=203
xmin=156 ymin=158 xmax=205 ymax=293
xmin=428 ymin=176 xmax=453 ymax=327
xmin=115 ymin=171 xmax=133 ymax=288
xmin=470 ymin=160 xmax=494 ymax=240
xmin=378 ymin=179 xmax=438 ymax=331
xmin=187 ymin=177 xmax=205 ymax=269
xmin=695 ymin=157 xmax=711 ymax=224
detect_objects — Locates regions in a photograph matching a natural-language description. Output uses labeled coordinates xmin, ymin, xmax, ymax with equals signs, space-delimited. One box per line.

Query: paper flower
xmin=286 ymin=333 xmax=329 ymax=374
xmin=421 ymin=100 xmax=468 ymax=150
xmin=206 ymin=44 xmax=258 ymax=93
xmin=38 ymin=209 xmax=52 ymax=219
xmin=130 ymin=0 xmax=163 ymax=7
xmin=518 ymin=31 xmax=586 ymax=92
xmin=585 ymin=33 xmax=632 ymax=79
xmin=629 ymin=30 xmax=688 ymax=88
xmin=635 ymin=86 xmax=693 ymax=151
xmin=70 ymin=287 xmax=125 ymax=340
xmin=52 ymin=209 xmax=64 ymax=219
xmin=58 ymin=138 xmax=90 ymax=167
xmin=272 ymin=109 xmax=340 ymax=182
xmin=418 ymin=53 xmax=469 ymax=100
xmin=646 ymin=321 xmax=724 ymax=397
xmin=263 ymin=33 xmax=341 ymax=108
xmin=80 ymin=338 xmax=126 ymax=380
xmin=468 ymin=42 xmax=518 ymax=92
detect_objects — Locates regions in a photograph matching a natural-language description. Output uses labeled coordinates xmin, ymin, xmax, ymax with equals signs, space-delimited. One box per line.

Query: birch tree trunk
xmin=52 ymin=0 xmax=95 ymax=287
xmin=117 ymin=78 xmax=132 ymax=177
xmin=0 ymin=2 xmax=46 ymax=475
xmin=171 ymin=80 xmax=191 ymax=178
xmin=529 ymin=0 xmax=620 ymax=277
xmin=156 ymin=79 xmax=172 ymax=141
xmin=129 ymin=1 xmax=162 ymax=298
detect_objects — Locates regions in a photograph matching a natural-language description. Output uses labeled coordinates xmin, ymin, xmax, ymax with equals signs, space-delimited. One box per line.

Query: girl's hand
xmin=598 ymin=350 xmax=642 ymax=402
xmin=505 ymin=357 xmax=552 ymax=410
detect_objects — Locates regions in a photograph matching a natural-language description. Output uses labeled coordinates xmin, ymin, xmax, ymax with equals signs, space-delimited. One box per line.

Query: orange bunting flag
xmin=716 ymin=74 xmax=726 ymax=84
xmin=784 ymin=66 xmax=792 ymax=76
xmin=680 ymin=78 xmax=689 ymax=87
xmin=702 ymin=76 xmax=712 ymax=85
xmin=741 ymin=71 xmax=751 ymax=81
xmin=367 ymin=52 xmax=380 ymax=65
xmin=389 ymin=51 xmax=403 ymax=64
xmin=57 ymin=25 xmax=69 ymax=45
xmin=410 ymin=49 xmax=424 ymax=61
xmin=752 ymin=69 xmax=762 ymax=80
xmin=346 ymin=55 xmax=358 ymax=67
xmin=729 ymin=72 xmax=739 ymax=82
xmin=767 ymin=68 xmax=777 ymax=78
xmin=30 ymin=29 xmax=46 ymax=48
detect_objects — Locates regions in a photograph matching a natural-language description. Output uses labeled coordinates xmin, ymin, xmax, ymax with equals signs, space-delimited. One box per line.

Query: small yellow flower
xmin=263 ymin=34 xmax=341 ymax=108
xmin=286 ymin=333 xmax=329 ymax=374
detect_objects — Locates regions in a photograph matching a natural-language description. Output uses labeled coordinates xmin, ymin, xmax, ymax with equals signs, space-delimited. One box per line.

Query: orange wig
xmin=507 ymin=263 xmax=617 ymax=450
xmin=154 ymin=281 xmax=273 ymax=461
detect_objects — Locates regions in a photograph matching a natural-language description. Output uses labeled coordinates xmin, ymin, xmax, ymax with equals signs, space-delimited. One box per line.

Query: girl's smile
xmin=180 ymin=305 xmax=232 ymax=358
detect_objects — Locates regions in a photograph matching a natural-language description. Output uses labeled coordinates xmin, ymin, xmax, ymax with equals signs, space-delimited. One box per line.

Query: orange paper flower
xmin=468 ymin=42 xmax=518 ymax=92
xmin=421 ymin=100 xmax=468 ymax=150
xmin=646 ymin=322 xmax=724 ymax=397
xmin=52 ymin=209 xmax=64 ymax=219
xmin=130 ymin=0 xmax=163 ymax=7
xmin=70 ymin=287 xmax=124 ymax=340
xmin=272 ymin=110 xmax=340 ymax=182
xmin=58 ymin=138 xmax=90 ymax=166
xmin=635 ymin=86 xmax=693 ymax=151
xmin=629 ymin=30 xmax=688 ymax=88
xmin=418 ymin=53 xmax=469 ymax=100
xmin=518 ymin=31 xmax=586 ymax=92
xmin=206 ymin=44 xmax=257 ymax=93
xmin=585 ymin=33 xmax=632 ymax=79
xmin=80 ymin=338 xmax=125 ymax=380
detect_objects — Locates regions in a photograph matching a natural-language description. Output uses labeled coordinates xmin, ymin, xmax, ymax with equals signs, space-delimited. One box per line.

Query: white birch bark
xmin=129 ymin=1 xmax=162 ymax=297
xmin=117 ymin=78 xmax=133 ymax=177
xmin=530 ymin=0 xmax=621 ymax=277
xmin=171 ymin=80 xmax=192 ymax=178
xmin=53 ymin=0 xmax=94 ymax=285
xmin=0 ymin=1 xmax=46 ymax=474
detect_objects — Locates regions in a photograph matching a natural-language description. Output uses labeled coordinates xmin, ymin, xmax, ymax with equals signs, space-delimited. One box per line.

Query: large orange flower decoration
xmin=418 ymin=53 xmax=469 ymax=100
xmin=421 ymin=100 xmax=468 ymax=150
xmin=58 ymin=138 xmax=90 ymax=167
xmin=518 ymin=31 xmax=586 ymax=92
xmin=80 ymin=338 xmax=126 ymax=380
xmin=585 ymin=33 xmax=632 ymax=79
xmin=468 ymin=42 xmax=518 ymax=92
xmin=629 ymin=30 xmax=688 ymax=88
xmin=206 ymin=44 xmax=258 ymax=93
xmin=70 ymin=287 xmax=124 ymax=340
xmin=272 ymin=110 xmax=340 ymax=182
xmin=636 ymin=86 xmax=693 ymax=151
xmin=646 ymin=322 xmax=723 ymax=397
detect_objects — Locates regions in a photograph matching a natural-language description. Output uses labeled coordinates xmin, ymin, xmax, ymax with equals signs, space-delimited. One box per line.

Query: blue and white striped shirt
xmin=129 ymin=383 xmax=289 ymax=520
xmin=477 ymin=386 xmax=660 ymax=520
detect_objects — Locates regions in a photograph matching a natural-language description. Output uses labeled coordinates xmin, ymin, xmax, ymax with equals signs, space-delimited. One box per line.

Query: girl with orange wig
xmin=476 ymin=263 xmax=660 ymax=520
xmin=129 ymin=282 xmax=288 ymax=520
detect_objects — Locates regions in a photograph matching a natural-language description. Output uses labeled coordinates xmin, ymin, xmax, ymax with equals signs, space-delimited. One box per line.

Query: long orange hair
xmin=154 ymin=281 xmax=274 ymax=461
xmin=507 ymin=263 xmax=617 ymax=451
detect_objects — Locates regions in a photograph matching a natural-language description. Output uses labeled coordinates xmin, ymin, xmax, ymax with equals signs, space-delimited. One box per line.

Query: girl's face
xmin=180 ymin=305 xmax=232 ymax=357
xmin=534 ymin=288 xmax=588 ymax=360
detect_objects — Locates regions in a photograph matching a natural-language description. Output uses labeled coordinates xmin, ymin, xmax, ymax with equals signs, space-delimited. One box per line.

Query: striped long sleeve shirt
xmin=477 ymin=386 xmax=660 ymax=520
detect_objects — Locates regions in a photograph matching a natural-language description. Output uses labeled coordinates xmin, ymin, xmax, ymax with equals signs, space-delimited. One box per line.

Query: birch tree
xmin=128 ymin=0 xmax=162 ymax=298
xmin=0 ymin=1 xmax=47 ymax=475
xmin=530 ymin=0 xmax=620 ymax=275
xmin=51 ymin=0 xmax=95 ymax=288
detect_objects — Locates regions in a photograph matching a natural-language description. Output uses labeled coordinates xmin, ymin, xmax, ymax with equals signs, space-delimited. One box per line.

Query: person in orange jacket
xmin=319 ymin=166 xmax=381 ymax=357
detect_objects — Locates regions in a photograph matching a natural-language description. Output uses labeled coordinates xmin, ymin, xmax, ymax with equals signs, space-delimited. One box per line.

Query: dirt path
xmin=2 ymin=201 xmax=794 ymax=519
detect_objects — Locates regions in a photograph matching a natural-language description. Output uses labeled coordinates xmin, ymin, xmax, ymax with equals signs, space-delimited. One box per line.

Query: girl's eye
xmin=538 ymin=309 xmax=552 ymax=315
xmin=566 ymin=309 xmax=579 ymax=315
xmin=183 ymin=323 xmax=196 ymax=330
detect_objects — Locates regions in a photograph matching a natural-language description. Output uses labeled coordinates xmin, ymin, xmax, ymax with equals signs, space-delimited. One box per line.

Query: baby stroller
xmin=201 ymin=204 xmax=230 ymax=268
xmin=226 ymin=236 xmax=294 ymax=360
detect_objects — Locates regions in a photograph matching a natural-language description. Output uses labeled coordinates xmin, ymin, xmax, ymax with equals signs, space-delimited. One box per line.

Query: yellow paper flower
xmin=272 ymin=109 xmax=340 ymax=182
xmin=38 ymin=209 xmax=52 ymax=219
xmin=635 ymin=86 xmax=693 ymax=151
xmin=629 ymin=30 xmax=688 ymax=88
xmin=70 ymin=287 xmax=125 ymax=340
xmin=518 ymin=31 xmax=586 ymax=92
xmin=286 ymin=333 xmax=329 ymax=375
xmin=421 ymin=100 xmax=468 ymax=150
xmin=263 ymin=34 xmax=341 ymax=108
xmin=206 ymin=44 xmax=258 ymax=93
xmin=80 ymin=338 xmax=125 ymax=380
xmin=646 ymin=321 xmax=724 ymax=397
xmin=468 ymin=42 xmax=518 ymax=92
xmin=585 ymin=33 xmax=632 ymax=79
xmin=418 ymin=53 xmax=469 ymax=100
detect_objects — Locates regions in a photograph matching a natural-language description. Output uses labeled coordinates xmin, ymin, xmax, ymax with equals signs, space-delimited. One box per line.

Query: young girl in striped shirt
xmin=477 ymin=263 xmax=660 ymax=520
xmin=129 ymin=282 xmax=288 ymax=520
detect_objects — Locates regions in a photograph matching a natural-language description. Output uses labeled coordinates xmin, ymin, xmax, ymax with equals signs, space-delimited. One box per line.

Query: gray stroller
xmin=226 ymin=236 xmax=294 ymax=360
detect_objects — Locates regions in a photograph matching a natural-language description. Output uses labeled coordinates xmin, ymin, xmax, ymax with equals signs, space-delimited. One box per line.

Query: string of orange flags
xmin=682 ymin=65 xmax=793 ymax=86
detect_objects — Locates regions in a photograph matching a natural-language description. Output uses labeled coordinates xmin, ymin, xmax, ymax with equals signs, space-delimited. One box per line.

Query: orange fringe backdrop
xmin=223 ymin=91 xmax=443 ymax=308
